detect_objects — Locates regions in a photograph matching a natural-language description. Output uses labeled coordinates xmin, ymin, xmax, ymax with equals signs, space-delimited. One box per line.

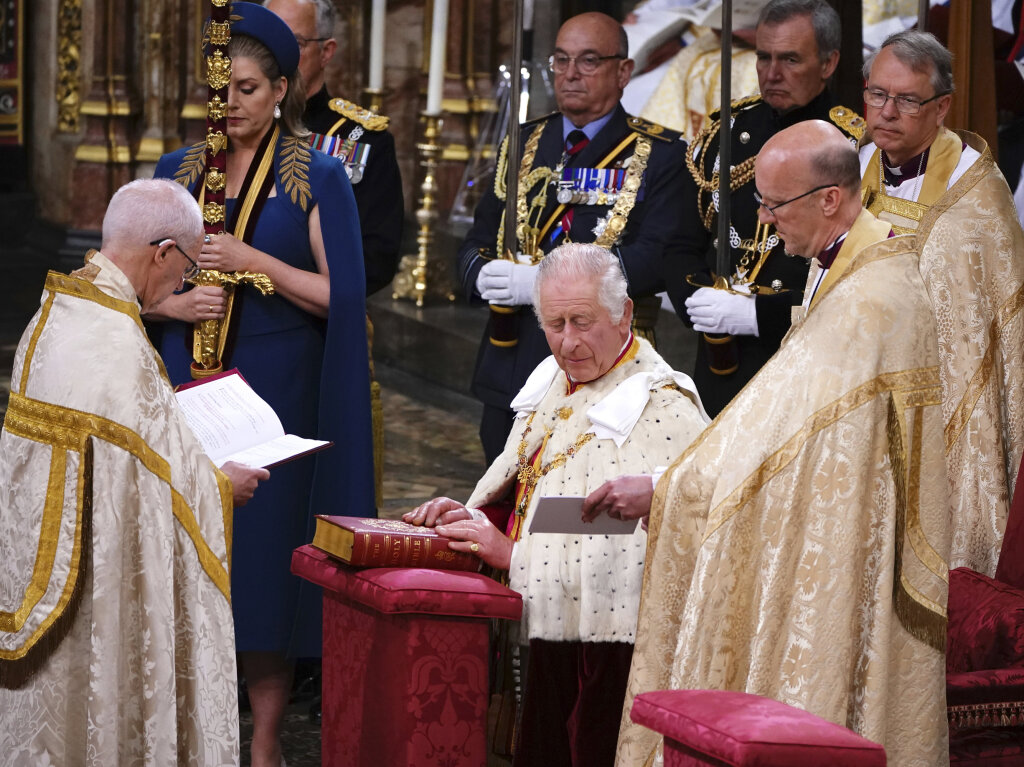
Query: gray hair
xmin=263 ymin=0 xmax=336 ymax=40
xmin=229 ymin=34 xmax=309 ymax=138
xmin=532 ymin=243 xmax=629 ymax=323
xmin=863 ymin=29 xmax=954 ymax=97
xmin=758 ymin=0 xmax=841 ymax=63
xmin=810 ymin=138 xmax=861 ymax=194
xmin=101 ymin=178 xmax=203 ymax=254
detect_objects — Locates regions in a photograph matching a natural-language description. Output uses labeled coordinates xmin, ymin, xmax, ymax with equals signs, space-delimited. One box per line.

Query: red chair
xmin=946 ymin=451 xmax=1024 ymax=765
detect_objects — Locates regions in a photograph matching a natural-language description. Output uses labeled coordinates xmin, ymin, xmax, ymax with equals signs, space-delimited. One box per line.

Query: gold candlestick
xmin=362 ymin=87 xmax=385 ymax=114
xmin=393 ymin=112 xmax=455 ymax=306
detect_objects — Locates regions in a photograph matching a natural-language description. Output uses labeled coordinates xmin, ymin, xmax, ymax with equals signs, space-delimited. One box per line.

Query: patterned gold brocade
xmin=0 ymin=253 xmax=238 ymax=765
xmin=913 ymin=132 xmax=1024 ymax=578
xmin=617 ymin=231 xmax=951 ymax=767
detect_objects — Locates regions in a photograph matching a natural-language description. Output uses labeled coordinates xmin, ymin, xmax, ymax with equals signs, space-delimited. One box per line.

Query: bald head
xmin=553 ymin=12 xmax=633 ymax=127
xmin=755 ymin=120 xmax=862 ymax=258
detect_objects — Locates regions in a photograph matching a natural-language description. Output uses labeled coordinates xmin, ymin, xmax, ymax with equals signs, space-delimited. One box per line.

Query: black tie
xmin=566 ymin=129 xmax=589 ymax=156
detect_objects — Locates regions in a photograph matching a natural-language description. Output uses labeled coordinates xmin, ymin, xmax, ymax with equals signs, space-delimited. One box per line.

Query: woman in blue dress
xmin=146 ymin=5 xmax=375 ymax=764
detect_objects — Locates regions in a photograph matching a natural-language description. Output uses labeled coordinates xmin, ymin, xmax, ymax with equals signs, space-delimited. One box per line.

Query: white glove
xmin=684 ymin=286 xmax=759 ymax=336
xmin=476 ymin=259 xmax=539 ymax=306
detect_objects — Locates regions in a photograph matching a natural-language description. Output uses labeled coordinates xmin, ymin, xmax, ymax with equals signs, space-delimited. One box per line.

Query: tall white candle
xmin=368 ymin=0 xmax=385 ymax=91
xmin=425 ymin=0 xmax=449 ymax=115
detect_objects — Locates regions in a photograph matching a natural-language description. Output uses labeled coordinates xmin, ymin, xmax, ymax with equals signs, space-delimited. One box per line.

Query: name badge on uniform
xmin=308 ymin=133 xmax=372 ymax=185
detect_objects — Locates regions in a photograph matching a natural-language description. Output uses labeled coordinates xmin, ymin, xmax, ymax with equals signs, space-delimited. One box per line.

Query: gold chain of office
xmin=515 ymin=411 xmax=595 ymax=516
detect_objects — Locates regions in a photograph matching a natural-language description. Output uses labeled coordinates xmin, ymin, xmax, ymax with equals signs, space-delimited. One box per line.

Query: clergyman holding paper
xmin=0 ymin=178 xmax=267 ymax=766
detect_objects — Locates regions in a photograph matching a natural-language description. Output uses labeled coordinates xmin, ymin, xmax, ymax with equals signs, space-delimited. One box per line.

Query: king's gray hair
xmin=863 ymin=29 xmax=954 ymax=97
xmin=102 ymin=178 xmax=203 ymax=254
xmin=532 ymin=243 xmax=629 ymax=323
xmin=263 ymin=0 xmax=336 ymax=40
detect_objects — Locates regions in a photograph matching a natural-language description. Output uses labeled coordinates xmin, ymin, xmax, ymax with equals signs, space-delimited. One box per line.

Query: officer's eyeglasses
xmin=862 ymin=87 xmax=947 ymax=116
xmin=548 ymin=52 xmax=625 ymax=75
xmin=295 ymin=35 xmax=330 ymax=49
xmin=753 ymin=184 xmax=837 ymax=216
xmin=150 ymin=238 xmax=200 ymax=282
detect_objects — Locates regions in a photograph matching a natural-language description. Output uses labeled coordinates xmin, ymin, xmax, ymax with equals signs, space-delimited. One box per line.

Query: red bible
xmin=311 ymin=516 xmax=479 ymax=571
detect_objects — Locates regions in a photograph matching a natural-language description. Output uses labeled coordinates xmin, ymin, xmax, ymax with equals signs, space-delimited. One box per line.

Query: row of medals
xmin=555 ymin=177 xmax=622 ymax=206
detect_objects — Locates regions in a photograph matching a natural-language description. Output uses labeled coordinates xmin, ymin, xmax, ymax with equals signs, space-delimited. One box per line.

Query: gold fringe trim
xmin=949 ymin=700 xmax=1024 ymax=729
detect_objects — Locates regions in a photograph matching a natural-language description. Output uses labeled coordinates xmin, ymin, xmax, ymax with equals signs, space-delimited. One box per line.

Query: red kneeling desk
xmin=291 ymin=544 xmax=523 ymax=767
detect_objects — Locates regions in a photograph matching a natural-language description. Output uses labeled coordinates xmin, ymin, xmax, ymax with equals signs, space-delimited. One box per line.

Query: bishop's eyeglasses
xmin=862 ymin=87 xmax=947 ymax=116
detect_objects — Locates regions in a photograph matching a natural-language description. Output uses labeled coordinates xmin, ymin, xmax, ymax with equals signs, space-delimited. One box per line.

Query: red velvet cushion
xmin=291 ymin=544 xmax=522 ymax=620
xmin=630 ymin=690 xmax=886 ymax=766
xmin=947 ymin=568 xmax=1024 ymax=674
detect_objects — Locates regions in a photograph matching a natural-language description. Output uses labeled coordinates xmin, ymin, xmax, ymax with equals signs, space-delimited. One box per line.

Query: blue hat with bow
xmin=230 ymin=2 xmax=300 ymax=78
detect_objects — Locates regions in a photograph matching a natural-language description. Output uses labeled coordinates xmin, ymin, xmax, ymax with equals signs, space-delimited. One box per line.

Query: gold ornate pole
xmin=190 ymin=0 xmax=275 ymax=379
xmin=392 ymin=113 xmax=454 ymax=306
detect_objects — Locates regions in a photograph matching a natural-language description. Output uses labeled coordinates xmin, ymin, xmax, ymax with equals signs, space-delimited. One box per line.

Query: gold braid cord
xmin=495 ymin=120 xmax=550 ymax=259
xmin=686 ymin=118 xmax=757 ymax=230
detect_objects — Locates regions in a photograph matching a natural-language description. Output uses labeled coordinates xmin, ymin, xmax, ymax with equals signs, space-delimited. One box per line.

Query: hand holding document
xmin=175 ymin=369 xmax=331 ymax=469
xmin=528 ymin=496 xmax=640 ymax=536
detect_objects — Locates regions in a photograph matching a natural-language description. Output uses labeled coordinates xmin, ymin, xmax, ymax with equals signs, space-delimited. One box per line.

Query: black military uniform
xmin=458 ymin=104 xmax=702 ymax=463
xmin=305 ymin=86 xmax=404 ymax=295
xmin=666 ymin=90 xmax=865 ymax=416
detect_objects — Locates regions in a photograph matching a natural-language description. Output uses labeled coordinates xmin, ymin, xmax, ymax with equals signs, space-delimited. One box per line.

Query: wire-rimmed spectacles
xmin=548 ymin=52 xmax=625 ymax=75
xmin=150 ymin=238 xmax=200 ymax=282
xmin=753 ymin=184 xmax=837 ymax=216
xmin=295 ymin=35 xmax=330 ymax=49
xmin=862 ymin=87 xmax=947 ymax=116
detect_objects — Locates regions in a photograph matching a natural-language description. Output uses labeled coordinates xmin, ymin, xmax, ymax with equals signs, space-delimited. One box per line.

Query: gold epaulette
xmin=707 ymin=93 xmax=763 ymax=123
xmin=627 ymin=116 xmax=674 ymax=142
xmin=526 ymin=110 xmax=560 ymax=127
xmin=327 ymin=98 xmax=389 ymax=131
xmin=829 ymin=105 xmax=866 ymax=141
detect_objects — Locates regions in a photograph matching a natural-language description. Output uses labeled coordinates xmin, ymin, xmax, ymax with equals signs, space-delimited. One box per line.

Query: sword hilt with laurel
xmin=188 ymin=269 xmax=275 ymax=374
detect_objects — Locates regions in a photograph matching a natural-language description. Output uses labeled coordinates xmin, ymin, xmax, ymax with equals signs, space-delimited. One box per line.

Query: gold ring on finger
xmin=470 ymin=542 xmax=480 ymax=553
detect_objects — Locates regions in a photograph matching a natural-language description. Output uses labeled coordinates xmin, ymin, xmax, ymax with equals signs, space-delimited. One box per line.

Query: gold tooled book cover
xmin=311 ymin=516 xmax=479 ymax=571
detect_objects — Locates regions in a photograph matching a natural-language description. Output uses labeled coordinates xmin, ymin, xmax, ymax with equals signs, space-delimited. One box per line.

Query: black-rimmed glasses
xmin=753 ymin=184 xmax=837 ymax=216
xmin=548 ymin=52 xmax=625 ymax=75
xmin=862 ymin=87 xmax=948 ymax=116
xmin=150 ymin=238 xmax=200 ymax=282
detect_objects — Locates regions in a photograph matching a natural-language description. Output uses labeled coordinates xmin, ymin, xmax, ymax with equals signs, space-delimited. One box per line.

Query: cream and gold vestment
xmin=467 ymin=337 xmax=708 ymax=643
xmin=617 ymin=215 xmax=954 ymax=767
xmin=0 ymin=253 xmax=238 ymax=766
xmin=861 ymin=129 xmax=1024 ymax=576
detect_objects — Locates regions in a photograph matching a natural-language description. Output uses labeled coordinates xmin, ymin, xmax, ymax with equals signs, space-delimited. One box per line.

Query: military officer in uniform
xmin=266 ymin=0 xmax=403 ymax=294
xmin=667 ymin=0 xmax=865 ymax=416
xmin=458 ymin=11 xmax=700 ymax=464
